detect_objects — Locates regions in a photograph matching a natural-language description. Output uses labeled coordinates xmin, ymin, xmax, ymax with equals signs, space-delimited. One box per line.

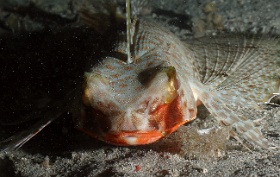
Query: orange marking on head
xmin=119 ymin=83 xmax=128 ymax=88
xmin=111 ymin=74 xmax=120 ymax=78
xmin=125 ymin=66 xmax=134 ymax=71
xmin=160 ymin=96 xmax=194 ymax=133
xmin=106 ymin=64 xmax=114 ymax=70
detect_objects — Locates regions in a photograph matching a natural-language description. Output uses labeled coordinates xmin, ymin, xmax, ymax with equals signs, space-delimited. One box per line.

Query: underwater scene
xmin=0 ymin=0 xmax=280 ymax=176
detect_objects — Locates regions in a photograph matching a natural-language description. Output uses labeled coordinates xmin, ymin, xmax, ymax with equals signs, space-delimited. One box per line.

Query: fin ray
xmin=186 ymin=34 xmax=280 ymax=103
xmin=190 ymin=81 xmax=271 ymax=149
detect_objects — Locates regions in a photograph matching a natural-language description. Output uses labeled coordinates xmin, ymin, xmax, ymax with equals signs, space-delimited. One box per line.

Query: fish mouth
xmin=104 ymin=131 xmax=166 ymax=145
xmin=79 ymin=129 xmax=165 ymax=146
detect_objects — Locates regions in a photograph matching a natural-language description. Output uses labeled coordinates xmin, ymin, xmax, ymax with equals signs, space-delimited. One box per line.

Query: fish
xmin=1 ymin=0 xmax=279 ymax=151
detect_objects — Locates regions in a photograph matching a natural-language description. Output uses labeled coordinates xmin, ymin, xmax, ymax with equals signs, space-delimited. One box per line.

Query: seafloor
xmin=0 ymin=0 xmax=280 ymax=176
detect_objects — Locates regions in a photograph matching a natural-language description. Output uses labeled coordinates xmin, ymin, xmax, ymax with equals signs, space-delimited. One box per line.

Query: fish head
xmin=76 ymin=57 xmax=192 ymax=145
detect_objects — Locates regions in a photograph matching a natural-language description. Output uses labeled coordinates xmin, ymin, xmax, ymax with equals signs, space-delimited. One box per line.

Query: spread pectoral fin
xmin=187 ymin=34 xmax=280 ymax=104
xmin=0 ymin=106 xmax=65 ymax=152
xmin=0 ymin=89 xmax=79 ymax=152
xmin=190 ymin=81 xmax=273 ymax=150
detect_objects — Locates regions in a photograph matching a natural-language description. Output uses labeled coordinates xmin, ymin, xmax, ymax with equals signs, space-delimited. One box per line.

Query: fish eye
xmin=137 ymin=65 xmax=165 ymax=86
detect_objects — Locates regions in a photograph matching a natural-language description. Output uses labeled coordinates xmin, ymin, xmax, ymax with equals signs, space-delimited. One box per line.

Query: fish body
xmin=78 ymin=17 xmax=280 ymax=149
